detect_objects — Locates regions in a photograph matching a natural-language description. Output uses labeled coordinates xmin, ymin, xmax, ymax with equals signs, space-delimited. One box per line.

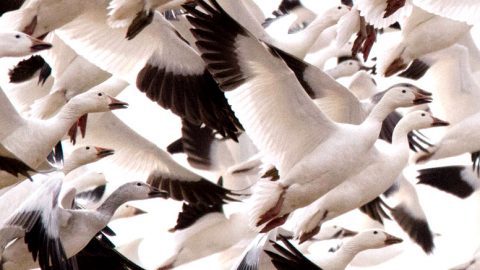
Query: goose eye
xmin=401 ymin=90 xmax=406 ymax=93
xmin=15 ymin=34 xmax=20 ymax=39
xmin=421 ymin=113 xmax=426 ymax=117
xmin=337 ymin=6 xmax=342 ymax=9
xmin=136 ymin=182 xmax=142 ymax=186
xmin=373 ymin=231 xmax=378 ymax=234
xmin=98 ymin=93 xmax=103 ymax=97
xmin=86 ymin=146 xmax=90 ymax=150
xmin=333 ymin=225 xmax=338 ymax=228
xmin=349 ymin=62 xmax=352 ymax=65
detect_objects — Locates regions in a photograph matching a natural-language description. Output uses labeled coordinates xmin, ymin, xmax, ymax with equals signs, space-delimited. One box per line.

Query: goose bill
xmin=413 ymin=92 xmax=433 ymax=105
xmin=29 ymin=38 xmax=52 ymax=52
xmin=148 ymin=188 xmax=168 ymax=198
xmin=107 ymin=96 xmax=129 ymax=110
xmin=95 ymin=147 xmax=115 ymax=158
xmin=384 ymin=234 xmax=403 ymax=245
xmin=431 ymin=117 xmax=449 ymax=127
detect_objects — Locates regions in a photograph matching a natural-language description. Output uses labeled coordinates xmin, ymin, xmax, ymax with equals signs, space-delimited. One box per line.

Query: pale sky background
xmin=1 ymin=1 xmax=480 ymax=269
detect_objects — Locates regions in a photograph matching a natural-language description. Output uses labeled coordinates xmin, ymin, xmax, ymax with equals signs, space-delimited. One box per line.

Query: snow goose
xmin=0 ymin=31 xmax=51 ymax=57
xmin=414 ymin=46 xmax=480 ymax=163
xmin=291 ymin=111 xmax=448 ymax=243
xmin=0 ymin=88 xmax=127 ymax=188
xmin=185 ymin=0 xmax=432 ymax=232
xmin=55 ymin=8 xmax=242 ymax=140
xmin=266 ymin=230 xmax=403 ymax=270
xmin=381 ymin=8 xmax=471 ymax=77
xmin=1 ymin=180 xmax=167 ymax=269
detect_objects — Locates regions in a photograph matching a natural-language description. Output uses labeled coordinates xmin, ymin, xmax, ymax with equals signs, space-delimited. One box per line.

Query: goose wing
xmin=5 ymin=174 xmax=75 ymax=270
xmin=0 ymin=88 xmax=25 ymax=140
xmin=185 ymin=0 xmax=338 ymax=175
xmin=79 ymin=111 xmax=236 ymax=206
xmin=56 ymin=9 xmax=241 ymax=139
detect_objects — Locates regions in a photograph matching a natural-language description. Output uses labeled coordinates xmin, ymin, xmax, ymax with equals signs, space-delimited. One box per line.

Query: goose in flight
xmin=185 ymin=0 xmax=433 ymax=232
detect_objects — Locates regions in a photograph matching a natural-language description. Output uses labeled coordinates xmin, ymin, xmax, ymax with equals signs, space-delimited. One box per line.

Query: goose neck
xmin=330 ymin=240 xmax=364 ymax=268
xmin=97 ymin=191 xmax=128 ymax=218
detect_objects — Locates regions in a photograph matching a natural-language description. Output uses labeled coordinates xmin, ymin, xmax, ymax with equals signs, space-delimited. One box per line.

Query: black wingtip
xmin=391 ymin=205 xmax=435 ymax=253
xmin=398 ymin=59 xmax=430 ymax=80
xmin=126 ymin=10 xmax=154 ymax=40
xmin=166 ymin=138 xmax=184 ymax=154
xmin=359 ymin=197 xmax=391 ymax=224
xmin=8 ymin=55 xmax=51 ymax=84
xmin=417 ymin=166 xmax=475 ymax=198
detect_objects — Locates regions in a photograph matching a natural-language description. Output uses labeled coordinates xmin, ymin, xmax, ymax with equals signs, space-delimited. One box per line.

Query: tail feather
xmin=248 ymin=180 xmax=285 ymax=231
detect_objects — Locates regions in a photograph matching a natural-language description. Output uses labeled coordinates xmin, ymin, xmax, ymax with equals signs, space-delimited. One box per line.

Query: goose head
xmin=314 ymin=5 xmax=350 ymax=25
xmin=115 ymin=181 xmax=168 ymax=201
xmin=68 ymin=90 xmax=129 ymax=114
xmin=375 ymin=83 xmax=432 ymax=108
xmin=315 ymin=225 xmax=357 ymax=241
xmin=0 ymin=31 xmax=52 ymax=57
xmin=352 ymin=229 xmax=403 ymax=250
xmin=399 ymin=110 xmax=449 ymax=131
xmin=112 ymin=204 xmax=147 ymax=220
xmin=70 ymin=145 xmax=115 ymax=164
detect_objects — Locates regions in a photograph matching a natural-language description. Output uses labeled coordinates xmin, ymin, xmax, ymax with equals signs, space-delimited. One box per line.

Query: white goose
xmin=292 ymin=111 xmax=448 ymax=242
xmin=266 ymin=230 xmax=403 ymax=270
xmin=0 ymin=88 xmax=127 ymax=189
xmin=1 ymin=179 xmax=167 ymax=270
xmin=0 ymin=31 xmax=52 ymax=57
xmin=186 ymin=0 xmax=432 ymax=232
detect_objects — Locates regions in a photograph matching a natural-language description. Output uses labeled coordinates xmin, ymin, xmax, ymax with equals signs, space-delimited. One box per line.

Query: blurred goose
xmin=0 ymin=31 xmax=52 ymax=57
xmin=381 ymin=7 xmax=471 ymax=77
xmin=185 ymin=0 xmax=432 ymax=232
xmin=61 ymin=145 xmax=114 ymax=175
xmin=262 ymin=0 xmax=316 ymax=34
xmin=1 ymin=181 xmax=167 ymax=269
xmin=324 ymin=58 xmax=374 ymax=79
xmin=266 ymin=230 xmax=403 ymax=270
xmin=154 ymin=202 xmax=254 ymax=269
xmin=0 ymin=89 xmax=127 ymax=188
xmin=292 ymin=111 xmax=448 ymax=243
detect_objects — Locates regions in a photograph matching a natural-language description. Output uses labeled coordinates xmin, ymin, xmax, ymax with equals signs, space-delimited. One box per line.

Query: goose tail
xmin=248 ymin=179 xmax=285 ymax=231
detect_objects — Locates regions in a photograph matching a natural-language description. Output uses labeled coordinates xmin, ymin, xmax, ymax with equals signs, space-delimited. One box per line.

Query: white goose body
xmin=293 ymin=111 xmax=448 ymax=240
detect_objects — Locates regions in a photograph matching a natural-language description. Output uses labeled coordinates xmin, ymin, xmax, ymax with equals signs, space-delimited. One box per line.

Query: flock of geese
xmin=0 ymin=0 xmax=479 ymax=269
